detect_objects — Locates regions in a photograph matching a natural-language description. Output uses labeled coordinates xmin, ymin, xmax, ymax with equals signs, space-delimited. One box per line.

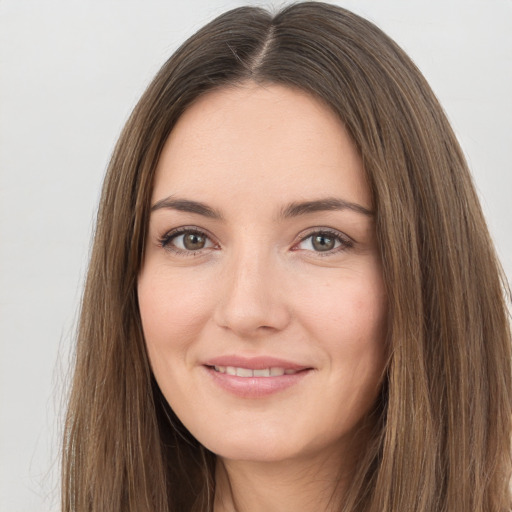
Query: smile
xmin=203 ymin=359 xmax=313 ymax=398
xmin=212 ymin=366 xmax=300 ymax=377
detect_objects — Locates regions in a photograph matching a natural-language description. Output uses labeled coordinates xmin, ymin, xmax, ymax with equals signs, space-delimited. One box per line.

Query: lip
xmin=202 ymin=355 xmax=313 ymax=398
xmin=203 ymin=355 xmax=308 ymax=371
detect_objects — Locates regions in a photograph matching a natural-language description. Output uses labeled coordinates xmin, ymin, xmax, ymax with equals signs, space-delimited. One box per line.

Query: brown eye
xmin=295 ymin=230 xmax=352 ymax=255
xmin=183 ymin=232 xmax=206 ymax=250
xmin=311 ymin=234 xmax=336 ymax=251
xmin=161 ymin=229 xmax=215 ymax=253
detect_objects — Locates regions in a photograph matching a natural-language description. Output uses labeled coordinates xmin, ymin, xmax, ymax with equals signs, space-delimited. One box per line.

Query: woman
xmin=62 ymin=2 xmax=512 ymax=511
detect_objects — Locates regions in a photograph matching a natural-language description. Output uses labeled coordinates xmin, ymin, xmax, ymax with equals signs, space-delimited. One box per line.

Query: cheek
xmin=295 ymin=271 xmax=387 ymax=344
xmin=137 ymin=266 xmax=214 ymax=359
xmin=293 ymin=268 xmax=388 ymax=393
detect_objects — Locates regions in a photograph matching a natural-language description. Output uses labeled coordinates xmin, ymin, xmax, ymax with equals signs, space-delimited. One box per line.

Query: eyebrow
xmin=150 ymin=195 xmax=374 ymax=220
xmin=151 ymin=196 xmax=224 ymax=219
xmin=278 ymin=197 xmax=374 ymax=219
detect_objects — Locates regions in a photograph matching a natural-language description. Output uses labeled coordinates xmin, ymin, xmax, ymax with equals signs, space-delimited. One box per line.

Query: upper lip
xmin=203 ymin=355 xmax=311 ymax=371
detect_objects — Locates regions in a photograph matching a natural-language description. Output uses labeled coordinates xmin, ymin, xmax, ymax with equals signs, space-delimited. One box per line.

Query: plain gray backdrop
xmin=1 ymin=1 xmax=511 ymax=510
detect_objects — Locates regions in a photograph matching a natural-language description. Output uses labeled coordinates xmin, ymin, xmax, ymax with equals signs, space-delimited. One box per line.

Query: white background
xmin=0 ymin=1 xmax=510 ymax=510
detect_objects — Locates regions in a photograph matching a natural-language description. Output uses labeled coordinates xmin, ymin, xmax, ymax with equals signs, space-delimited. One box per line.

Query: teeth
xmin=253 ymin=368 xmax=270 ymax=377
xmin=236 ymin=367 xmax=253 ymax=377
xmin=213 ymin=366 xmax=297 ymax=377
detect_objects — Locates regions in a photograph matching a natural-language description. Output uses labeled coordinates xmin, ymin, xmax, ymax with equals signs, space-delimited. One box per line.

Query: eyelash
xmin=158 ymin=227 xmax=216 ymax=257
xmin=158 ymin=227 xmax=354 ymax=257
xmin=295 ymin=228 xmax=354 ymax=256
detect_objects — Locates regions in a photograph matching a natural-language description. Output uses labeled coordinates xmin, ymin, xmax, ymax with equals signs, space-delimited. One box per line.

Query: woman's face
xmin=138 ymin=83 xmax=387 ymax=464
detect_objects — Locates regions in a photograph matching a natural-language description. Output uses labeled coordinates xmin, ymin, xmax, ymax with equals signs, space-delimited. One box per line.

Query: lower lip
xmin=204 ymin=366 xmax=312 ymax=398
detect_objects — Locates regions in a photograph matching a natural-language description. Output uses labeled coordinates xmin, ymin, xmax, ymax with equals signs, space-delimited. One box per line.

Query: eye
xmin=295 ymin=230 xmax=353 ymax=254
xmin=159 ymin=228 xmax=216 ymax=254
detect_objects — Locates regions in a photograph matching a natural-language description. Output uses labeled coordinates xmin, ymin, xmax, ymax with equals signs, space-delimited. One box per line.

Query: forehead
xmin=152 ymin=83 xmax=371 ymax=211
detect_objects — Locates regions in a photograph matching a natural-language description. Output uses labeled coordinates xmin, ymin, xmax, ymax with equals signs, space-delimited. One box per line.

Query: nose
xmin=213 ymin=246 xmax=292 ymax=337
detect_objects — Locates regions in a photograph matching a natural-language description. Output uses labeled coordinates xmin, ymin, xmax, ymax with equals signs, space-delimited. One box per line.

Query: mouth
xmin=202 ymin=356 xmax=313 ymax=397
xmin=210 ymin=365 xmax=303 ymax=377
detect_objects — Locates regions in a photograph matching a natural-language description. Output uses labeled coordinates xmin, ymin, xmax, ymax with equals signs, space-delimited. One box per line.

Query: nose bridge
xmin=214 ymin=236 xmax=290 ymax=335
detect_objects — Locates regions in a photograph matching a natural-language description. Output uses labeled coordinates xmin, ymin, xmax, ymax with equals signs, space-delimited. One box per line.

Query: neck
xmin=213 ymin=448 xmax=353 ymax=512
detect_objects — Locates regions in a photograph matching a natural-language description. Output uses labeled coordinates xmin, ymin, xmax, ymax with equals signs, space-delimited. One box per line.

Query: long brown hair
xmin=62 ymin=2 xmax=512 ymax=511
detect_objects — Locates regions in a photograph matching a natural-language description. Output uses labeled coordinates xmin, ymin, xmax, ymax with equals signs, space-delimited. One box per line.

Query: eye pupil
xmin=312 ymin=234 xmax=335 ymax=251
xmin=184 ymin=233 xmax=206 ymax=250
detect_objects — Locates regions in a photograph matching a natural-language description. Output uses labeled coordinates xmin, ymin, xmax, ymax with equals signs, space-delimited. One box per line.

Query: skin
xmin=138 ymin=83 xmax=388 ymax=512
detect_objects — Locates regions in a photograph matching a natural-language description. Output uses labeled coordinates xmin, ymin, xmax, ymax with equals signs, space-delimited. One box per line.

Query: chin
xmin=191 ymin=423 xmax=341 ymax=465
xmin=209 ymin=441 xmax=305 ymax=464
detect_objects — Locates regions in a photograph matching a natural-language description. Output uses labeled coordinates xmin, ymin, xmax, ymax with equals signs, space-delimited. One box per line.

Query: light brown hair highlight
xmin=62 ymin=3 xmax=512 ymax=511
